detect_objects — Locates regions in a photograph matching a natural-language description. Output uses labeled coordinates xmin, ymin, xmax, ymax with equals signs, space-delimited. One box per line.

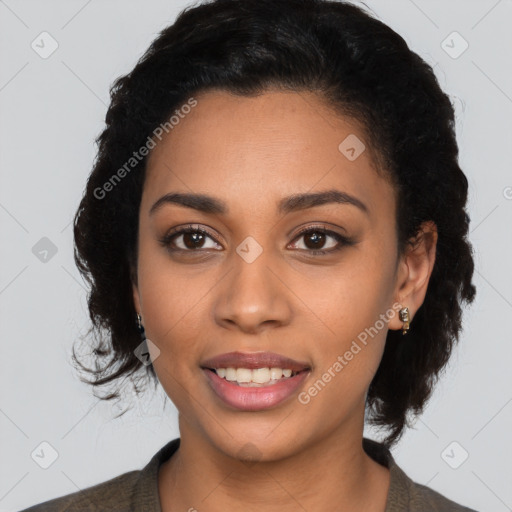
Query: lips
xmin=200 ymin=351 xmax=311 ymax=411
xmin=200 ymin=351 xmax=310 ymax=372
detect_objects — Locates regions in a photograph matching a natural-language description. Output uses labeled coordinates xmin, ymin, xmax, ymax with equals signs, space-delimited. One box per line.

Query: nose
xmin=212 ymin=247 xmax=293 ymax=335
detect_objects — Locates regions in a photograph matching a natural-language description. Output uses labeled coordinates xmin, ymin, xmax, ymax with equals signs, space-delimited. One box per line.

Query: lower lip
xmin=203 ymin=368 xmax=310 ymax=411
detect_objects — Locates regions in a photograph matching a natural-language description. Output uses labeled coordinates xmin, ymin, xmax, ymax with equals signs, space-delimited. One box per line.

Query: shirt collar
xmin=131 ymin=437 xmax=411 ymax=511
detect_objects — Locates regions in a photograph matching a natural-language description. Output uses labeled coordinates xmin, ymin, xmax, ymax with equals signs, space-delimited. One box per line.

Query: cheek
xmin=306 ymin=248 xmax=394 ymax=339
xmin=135 ymin=240 xmax=203 ymax=364
xmin=309 ymin=285 xmax=388 ymax=386
xmin=137 ymin=265 xmax=208 ymax=409
xmin=138 ymin=276 xmax=205 ymax=362
xmin=300 ymin=243 xmax=396 ymax=387
xmin=297 ymin=287 xmax=390 ymax=423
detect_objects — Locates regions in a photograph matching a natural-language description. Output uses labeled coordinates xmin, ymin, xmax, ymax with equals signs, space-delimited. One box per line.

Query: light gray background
xmin=1 ymin=1 xmax=511 ymax=511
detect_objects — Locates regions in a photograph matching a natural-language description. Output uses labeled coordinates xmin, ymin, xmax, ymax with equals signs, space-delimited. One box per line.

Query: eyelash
xmin=159 ymin=224 xmax=354 ymax=256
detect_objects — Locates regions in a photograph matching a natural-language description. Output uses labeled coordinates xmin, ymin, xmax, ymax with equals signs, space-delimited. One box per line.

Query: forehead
xmin=143 ymin=89 xmax=394 ymax=220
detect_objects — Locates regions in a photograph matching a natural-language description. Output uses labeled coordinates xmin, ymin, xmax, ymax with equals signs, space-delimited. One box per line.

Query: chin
xmin=203 ymin=423 xmax=307 ymax=463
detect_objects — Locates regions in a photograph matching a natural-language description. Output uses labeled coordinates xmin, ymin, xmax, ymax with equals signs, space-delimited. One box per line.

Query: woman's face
xmin=133 ymin=89 xmax=406 ymax=461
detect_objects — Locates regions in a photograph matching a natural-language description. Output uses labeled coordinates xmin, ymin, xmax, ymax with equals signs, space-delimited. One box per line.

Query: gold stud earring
xmin=399 ymin=307 xmax=410 ymax=335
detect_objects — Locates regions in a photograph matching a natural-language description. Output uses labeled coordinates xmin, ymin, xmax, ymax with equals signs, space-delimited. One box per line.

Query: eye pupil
xmin=305 ymin=231 xmax=325 ymax=249
xmin=184 ymin=232 xmax=205 ymax=249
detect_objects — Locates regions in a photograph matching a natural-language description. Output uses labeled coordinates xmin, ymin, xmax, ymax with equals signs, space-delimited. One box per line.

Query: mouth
xmin=203 ymin=367 xmax=306 ymax=387
xmin=200 ymin=351 xmax=311 ymax=411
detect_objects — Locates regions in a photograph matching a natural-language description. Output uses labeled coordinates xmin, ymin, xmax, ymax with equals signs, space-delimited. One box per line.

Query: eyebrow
xmin=149 ymin=189 xmax=369 ymax=216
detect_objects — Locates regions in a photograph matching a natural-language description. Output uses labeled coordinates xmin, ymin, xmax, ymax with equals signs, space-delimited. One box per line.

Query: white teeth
xmin=270 ymin=367 xmax=282 ymax=380
xmin=213 ymin=367 xmax=299 ymax=385
xmin=225 ymin=368 xmax=237 ymax=381
xmin=252 ymin=368 xmax=270 ymax=383
xmin=236 ymin=368 xmax=252 ymax=383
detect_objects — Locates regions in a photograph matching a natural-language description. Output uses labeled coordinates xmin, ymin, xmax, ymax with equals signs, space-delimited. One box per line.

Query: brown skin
xmin=132 ymin=89 xmax=437 ymax=511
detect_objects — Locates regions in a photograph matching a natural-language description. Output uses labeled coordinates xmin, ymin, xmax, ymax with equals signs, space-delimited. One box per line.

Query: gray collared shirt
xmin=20 ymin=437 xmax=478 ymax=511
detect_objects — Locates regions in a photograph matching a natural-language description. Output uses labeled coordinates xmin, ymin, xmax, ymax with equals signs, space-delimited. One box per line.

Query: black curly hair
xmin=72 ymin=0 xmax=476 ymax=446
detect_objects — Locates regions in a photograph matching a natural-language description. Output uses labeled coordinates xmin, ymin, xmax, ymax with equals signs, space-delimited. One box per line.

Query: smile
xmin=212 ymin=367 xmax=298 ymax=386
xmin=200 ymin=351 xmax=311 ymax=410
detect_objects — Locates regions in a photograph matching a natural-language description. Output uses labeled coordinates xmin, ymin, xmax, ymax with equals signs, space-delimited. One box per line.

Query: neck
xmin=158 ymin=418 xmax=390 ymax=511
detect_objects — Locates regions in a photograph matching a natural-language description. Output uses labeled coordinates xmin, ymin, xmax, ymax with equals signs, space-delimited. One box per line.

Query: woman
xmin=21 ymin=0 xmax=478 ymax=510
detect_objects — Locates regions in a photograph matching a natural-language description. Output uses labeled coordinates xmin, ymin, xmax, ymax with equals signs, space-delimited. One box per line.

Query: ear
xmin=388 ymin=220 xmax=438 ymax=332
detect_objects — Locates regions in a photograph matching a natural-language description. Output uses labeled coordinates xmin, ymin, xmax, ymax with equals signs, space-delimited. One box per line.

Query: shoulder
xmin=406 ymin=478 xmax=478 ymax=512
xmin=363 ymin=438 xmax=478 ymax=512
xmin=18 ymin=470 xmax=141 ymax=512
xmin=19 ymin=438 xmax=180 ymax=512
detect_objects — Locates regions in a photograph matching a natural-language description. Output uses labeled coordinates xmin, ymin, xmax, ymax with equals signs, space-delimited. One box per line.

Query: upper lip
xmin=201 ymin=351 xmax=310 ymax=371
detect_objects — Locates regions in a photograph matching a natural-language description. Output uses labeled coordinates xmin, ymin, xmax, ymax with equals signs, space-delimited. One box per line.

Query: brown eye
xmin=303 ymin=231 xmax=327 ymax=250
xmin=182 ymin=231 xmax=207 ymax=249
xmin=289 ymin=226 xmax=354 ymax=255
xmin=160 ymin=225 xmax=222 ymax=252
